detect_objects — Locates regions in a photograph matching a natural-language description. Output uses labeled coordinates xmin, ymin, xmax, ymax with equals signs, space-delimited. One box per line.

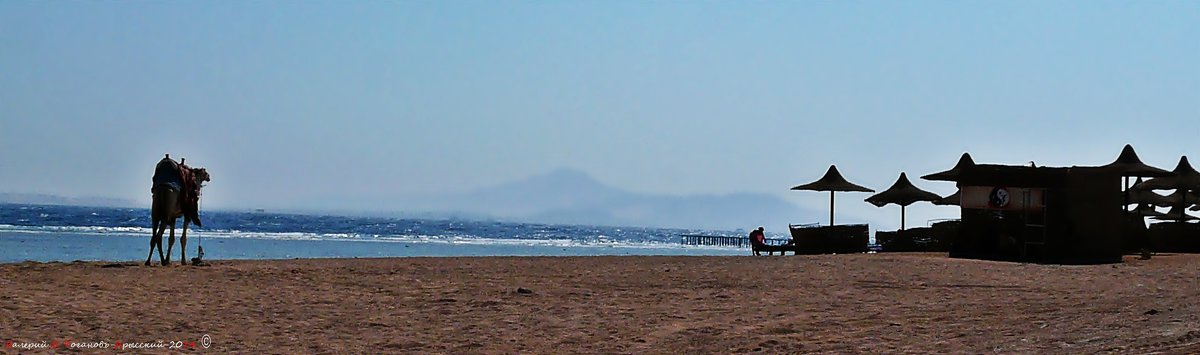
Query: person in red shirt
xmin=749 ymin=227 xmax=766 ymax=245
xmin=750 ymin=226 xmax=796 ymax=255
xmin=749 ymin=227 xmax=767 ymax=255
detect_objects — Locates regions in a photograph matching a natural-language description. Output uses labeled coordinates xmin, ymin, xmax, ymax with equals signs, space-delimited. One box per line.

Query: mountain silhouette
xmin=406 ymin=168 xmax=818 ymax=230
xmin=0 ymin=193 xmax=139 ymax=208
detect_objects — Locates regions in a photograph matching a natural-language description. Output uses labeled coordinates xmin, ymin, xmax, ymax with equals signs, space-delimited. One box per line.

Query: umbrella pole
xmin=829 ymin=191 xmax=835 ymax=226
xmin=1124 ymin=176 xmax=1130 ymax=212
xmin=901 ymin=205 xmax=906 ymax=231
xmin=1182 ymin=192 xmax=1189 ymax=222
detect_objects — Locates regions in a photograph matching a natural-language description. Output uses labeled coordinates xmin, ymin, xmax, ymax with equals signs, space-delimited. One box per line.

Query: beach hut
xmin=789 ymin=165 xmax=874 ymax=254
xmin=951 ymin=164 xmax=1124 ymax=264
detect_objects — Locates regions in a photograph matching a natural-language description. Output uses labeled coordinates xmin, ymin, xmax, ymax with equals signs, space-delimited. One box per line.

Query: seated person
xmin=750 ymin=227 xmax=789 ymax=255
xmin=749 ymin=227 xmax=766 ymax=247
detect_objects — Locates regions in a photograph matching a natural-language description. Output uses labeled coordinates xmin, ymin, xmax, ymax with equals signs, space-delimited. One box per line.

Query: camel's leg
xmin=179 ymin=219 xmax=189 ymax=265
xmin=155 ymin=221 xmax=167 ymax=265
xmin=146 ymin=219 xmax=161 ymax=266
xmin=164 ymin=222 xmax=176 ymax=266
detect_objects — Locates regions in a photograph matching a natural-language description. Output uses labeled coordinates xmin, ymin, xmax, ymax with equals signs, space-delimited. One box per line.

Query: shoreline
xmin=0 ymin=231 xmax=746 ymax=263
xmin=3 ymin=254 xmax=1199 ymax=353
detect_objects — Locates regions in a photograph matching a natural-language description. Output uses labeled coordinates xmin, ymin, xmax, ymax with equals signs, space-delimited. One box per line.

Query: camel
xmin=146 ymin=154 xmax=211 ymax=266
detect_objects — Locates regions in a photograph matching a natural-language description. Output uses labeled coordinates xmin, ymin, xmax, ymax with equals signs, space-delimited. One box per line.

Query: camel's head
xmin=191 ymin=167 xmax=211 ymax=186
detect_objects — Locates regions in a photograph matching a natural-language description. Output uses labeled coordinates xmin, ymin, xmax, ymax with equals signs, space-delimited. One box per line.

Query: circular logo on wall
xmin=989 ymin=187 xmax=1010 ymax=208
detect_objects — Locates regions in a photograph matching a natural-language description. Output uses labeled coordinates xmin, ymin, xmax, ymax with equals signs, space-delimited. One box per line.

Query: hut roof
xmin=921 ymin=153 xmax=975 ymax=182
xmin=957 ymin=164 xmax=1075 ymax=188
xmin=791 ymin=165 xmax=874 ymax=192
xmin=866 ymin=172 xmax=941 ymax=207
xmin=1097 ymin=144 xmax=1171 ymax=177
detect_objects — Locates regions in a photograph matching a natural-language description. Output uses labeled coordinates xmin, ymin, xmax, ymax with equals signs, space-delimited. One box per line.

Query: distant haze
xmin=0 ymin=170 xmax=817 ymax=231
xmin=0 ymin=193 xmax=137 ymax=209
xmin=1 ymin=2 xmax=1197 ymax=231
xmin=394 ymin=168 xmax=821 ymax=230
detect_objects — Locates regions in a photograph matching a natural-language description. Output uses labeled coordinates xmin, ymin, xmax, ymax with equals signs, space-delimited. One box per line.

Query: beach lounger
xmin=752 ymin=242 xmax=792 ymax=256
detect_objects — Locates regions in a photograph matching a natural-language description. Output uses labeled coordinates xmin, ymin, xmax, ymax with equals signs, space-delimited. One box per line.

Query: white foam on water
xmin=0 ymin=224 xmax=744 ymax=252
xmin=0 ymin=224 xmax=153 ymax=236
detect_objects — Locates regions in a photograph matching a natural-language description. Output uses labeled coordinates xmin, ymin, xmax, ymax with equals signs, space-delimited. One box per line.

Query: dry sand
xmin=2 ymin=253 xmax=1199 ymax=354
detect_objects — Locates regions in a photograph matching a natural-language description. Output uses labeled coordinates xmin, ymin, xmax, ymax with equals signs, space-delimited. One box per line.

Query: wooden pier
xmin=679 ymin=234 xmax=791 ymax=248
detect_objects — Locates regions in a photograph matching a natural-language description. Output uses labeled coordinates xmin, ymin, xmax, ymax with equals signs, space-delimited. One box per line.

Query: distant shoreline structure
xmin=0 ymin=193 xmax=139 ymax=208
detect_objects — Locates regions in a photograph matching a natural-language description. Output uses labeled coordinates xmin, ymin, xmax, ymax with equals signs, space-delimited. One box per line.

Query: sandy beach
xmin=2 ymin=253 xmax=1199 ymax=353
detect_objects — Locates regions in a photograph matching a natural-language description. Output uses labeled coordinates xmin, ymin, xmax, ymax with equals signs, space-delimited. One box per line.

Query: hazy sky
xmin=2 ymin=2 xmax=1198 ymax=230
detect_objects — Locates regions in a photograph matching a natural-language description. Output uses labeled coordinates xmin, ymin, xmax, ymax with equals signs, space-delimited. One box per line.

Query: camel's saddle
xmin=152 ymin=155 xmax=203 ymax=227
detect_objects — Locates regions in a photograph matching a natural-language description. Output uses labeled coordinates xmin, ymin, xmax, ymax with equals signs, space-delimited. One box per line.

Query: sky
xmin=1 ymin=1 xmax=1198 ymax=231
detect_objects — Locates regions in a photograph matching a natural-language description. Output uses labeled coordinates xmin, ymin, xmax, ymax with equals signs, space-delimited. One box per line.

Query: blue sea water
xmin=0 ymin=204 xmax=747 ymax=263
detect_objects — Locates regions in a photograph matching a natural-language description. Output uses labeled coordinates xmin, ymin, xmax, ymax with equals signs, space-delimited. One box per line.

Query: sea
xmin=0 ymin=203 xmax=748 ymax=263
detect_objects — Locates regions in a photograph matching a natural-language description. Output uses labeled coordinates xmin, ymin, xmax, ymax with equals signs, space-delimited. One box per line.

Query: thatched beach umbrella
xmin=1100 ymin=144 xmax=1171 ymax=177
xmin=865 ymin=172 xmax=941 ymax=230
xmin=932 ymin=189 xmax=961 ymax=206
xmin=1127 ymin=178 xmax=1175 ymax=208
xmin=1128 ymin=185 xmax=1200 ymax=210
xmin=1131 ymin=156 xmax=1200 ymax=218
xmin=1152 ymin=205 xmax=1199 ymax=222
xmin=1159 ymin=190 xmax=1200 ymax=208
xmin=1098 ymin=145 xmax=1171 ymax=212
xmin=921 ymin=153 xmax=975 ymax=182
xmin=1133 ymin=204 xmax=1166 ymax=217
xmin=1132 ymin=156 xmax=1200 ymax=192
xmin=791 ymin=165 xmax=875 ymax=226
xmin=1129 ymin=189 xmax=1175 ymax=208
